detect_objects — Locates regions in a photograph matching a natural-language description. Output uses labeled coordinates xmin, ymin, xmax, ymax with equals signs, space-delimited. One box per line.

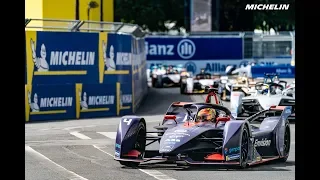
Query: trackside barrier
xmin=145 ymin=34 xmax=293 ymax=75
xmin=25 ymin=19 xmax=148 ymax=122
xmin=251 ymin=65 xmax=295 ymax=78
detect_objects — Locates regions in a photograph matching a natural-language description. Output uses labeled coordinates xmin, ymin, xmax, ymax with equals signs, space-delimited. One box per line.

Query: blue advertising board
xmin=147 ymin=58 xmax=293 ymax=75
xmin=251 ymin=65 xmax=295 ymax=78
xmin=25 ymin=31 xmax=100 ymax=85
xmin=25 ymin=84 xmax=76 ymax=122
xmin=76 ymin=83 xmax=117 ymax=119
xmin=25 ymin=30 xmax=147 ymax=122
xmin=132 ymin=37 xmax=148 ymax=112
xmin=99 ymin=33 xmax=133 ymax=84
xmin=145 ymin=36 xmax=243 ymax=61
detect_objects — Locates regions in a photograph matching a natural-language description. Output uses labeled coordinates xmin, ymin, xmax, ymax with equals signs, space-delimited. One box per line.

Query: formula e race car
xmin=180 ymin=70 xmax=220 ymax=94
xmin=230 ymin=82 xmax=295 ymax=120
xmin=151 ymin=65 xmax=182 ymax=88
xmin=114 ymin=91 xmax=292 ymax=168
xmin=217 ymin=74 xmax=256 ymax=101
xmin=282 ymin=81 xmax=295 ymax=98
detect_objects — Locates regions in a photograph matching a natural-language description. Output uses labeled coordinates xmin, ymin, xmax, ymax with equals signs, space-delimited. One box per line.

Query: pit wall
xmin=25 ymin=31 xmax=147 ymax=122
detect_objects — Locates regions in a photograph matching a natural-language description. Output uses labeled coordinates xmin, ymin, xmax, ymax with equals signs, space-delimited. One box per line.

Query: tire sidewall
xmin=240 ymin=125 xmax=249 ymax=168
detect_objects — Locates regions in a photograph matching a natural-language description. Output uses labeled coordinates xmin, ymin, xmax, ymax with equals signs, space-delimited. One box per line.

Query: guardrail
xmin=25 ymin=19 xmax=148 ymax=122
xmin=25 ymin=18 xmax=145 ymax=36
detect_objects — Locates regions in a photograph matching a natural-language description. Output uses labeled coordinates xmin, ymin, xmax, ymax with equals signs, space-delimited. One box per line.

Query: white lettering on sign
xmin=88 ymin=96 xmax=115 ymax=105
xmin=145 ymin=42 xmax=174 ymax=56
xmin=50 ymin=51 xmax=95 ymax=65
xmin=40 ymin=97 xmax=73 ymax=108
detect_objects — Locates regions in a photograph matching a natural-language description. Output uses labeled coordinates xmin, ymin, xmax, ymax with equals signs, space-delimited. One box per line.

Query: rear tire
xmin=119 ymin=122 xmax=146 ymax=167
xmin=278 ymin=121 xmax=291 ymax=162
xmin=180 ymin=83 xmax=186 ymax=94
xmin=152 ymin=78 xmax=156 ymax=87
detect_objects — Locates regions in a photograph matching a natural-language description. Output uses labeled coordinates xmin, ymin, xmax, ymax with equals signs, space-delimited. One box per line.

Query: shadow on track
xmin=131 ymin=160 xmax=295 ymax=172
xmin=135 ymin=87 xmax=194 ymax=116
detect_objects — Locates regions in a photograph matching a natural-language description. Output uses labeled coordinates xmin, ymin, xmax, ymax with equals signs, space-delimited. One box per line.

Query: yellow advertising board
xmin=25 ymin=0 xmax=114 ymax=27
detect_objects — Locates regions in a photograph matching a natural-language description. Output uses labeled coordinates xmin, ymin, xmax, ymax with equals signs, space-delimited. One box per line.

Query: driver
xmin=197 ymin=108 xmax=217 ymax=123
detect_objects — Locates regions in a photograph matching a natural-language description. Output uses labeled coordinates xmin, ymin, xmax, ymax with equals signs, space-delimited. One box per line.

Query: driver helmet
xmin=197 ymin=108 xmax=216 ymax=122
xmin=261 ymin=85 xmax=269 ymax=94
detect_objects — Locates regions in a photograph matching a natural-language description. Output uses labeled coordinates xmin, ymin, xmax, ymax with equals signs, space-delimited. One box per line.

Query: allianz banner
xmin=25 ymin=31 xmax=132 ymax=85
xmin=147 ymin=58 xmax=293 ymax=75
xmin=145 ymin=36 xmax=243 ymax=61
xmin=132 ymin=37 xmax=148 ymax=112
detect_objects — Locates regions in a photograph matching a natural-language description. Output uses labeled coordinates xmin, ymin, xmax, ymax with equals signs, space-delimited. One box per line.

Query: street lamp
xmin=87 ymin=1 xmax=99 ymax=31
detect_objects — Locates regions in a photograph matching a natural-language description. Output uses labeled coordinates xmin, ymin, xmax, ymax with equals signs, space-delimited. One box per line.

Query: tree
xmin=114 ymin=0 xmax=295 ymax=32
xmin=114 ymin=0 xmax=185 ymax=32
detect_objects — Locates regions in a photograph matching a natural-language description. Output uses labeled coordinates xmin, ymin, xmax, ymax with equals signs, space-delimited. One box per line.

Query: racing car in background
xmin=151 ymin=65 xmax=183 ymax=88
xmin=217 ymin=73 xmax=256 ymax=101
xmin=282 ymin=80 xmax=295 ymax=98
xmin=256 ymin=73 xmax=295 ymax=98
xmin=180 ymin=69 xmax=220 ymax=94
xmin=230 ymin=81 xmax=295 ymax=120
xmin=114 ymin=88 xmax=292 ymax=168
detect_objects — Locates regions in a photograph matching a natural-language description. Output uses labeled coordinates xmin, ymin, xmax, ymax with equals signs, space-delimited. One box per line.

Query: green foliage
xmin=114 ymin=0 xmax=295 ymax=32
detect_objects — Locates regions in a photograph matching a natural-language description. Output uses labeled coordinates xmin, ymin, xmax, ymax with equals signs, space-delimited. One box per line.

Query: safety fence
xmin=25 ymin=19 xmax=148 ymax=122
xmin=145 ymin=31 xmax=294 ymax=77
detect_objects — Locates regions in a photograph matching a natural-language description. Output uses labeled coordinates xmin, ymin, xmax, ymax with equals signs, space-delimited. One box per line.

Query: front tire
xmin=119 ymin=122 xmax=146 ymax=167
xmin=278 ymin=121 xmax=291 ymax=162
xmin=180 ymin=83 xmax=186 ymax=94
xmin=239 ymin=125 xmax=249 ymax=168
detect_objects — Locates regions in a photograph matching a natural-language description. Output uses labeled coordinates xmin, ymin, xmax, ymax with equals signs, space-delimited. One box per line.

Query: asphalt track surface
xmin=25 ymin=81 xmax=295 ymax=180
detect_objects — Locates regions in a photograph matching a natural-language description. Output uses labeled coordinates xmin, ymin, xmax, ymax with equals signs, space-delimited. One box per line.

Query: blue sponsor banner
xmin=251 ymin=65 xmax=295 ymax=78
xmin=25 ymin=30 xmax=146 ymax=122
xmin=118 ymin=82 xmax=133 ymax=116
xmin=100 ymin=33 xmax=132 ymax=84
xmin=26 ymin=31 xmax=100 ymax=85
xmin=25 ymin=84 xmax=76 ymax=122
xmin=76 ymin=83 xmax=120 ymax=119
xmin=132 ymin=37 xmax=148 ymax=112
xmin=147 ymin=58 xmax=292 ymax=75
xmin=145 ymin=36 xmax=243 ymax=61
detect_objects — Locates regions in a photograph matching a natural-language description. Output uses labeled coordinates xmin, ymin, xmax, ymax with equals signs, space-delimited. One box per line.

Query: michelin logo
xmin=28 ymin=91 xmax=73 ymax=112
xmin=30 ymin=39 xmax=95 ymax=71
xmin=102 ymin=41 xmax=131 ymax=71
xmin=120 ymin=91 xmax=132 ymax=107
xmin=79 ymin=90 xmax=115 ymax=110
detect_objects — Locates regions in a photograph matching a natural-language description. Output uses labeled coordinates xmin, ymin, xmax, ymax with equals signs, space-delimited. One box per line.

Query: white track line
xmin=25 ymin=146 xmax=88 ymax=180
xmin=93 ymin=134 xmax=176 ymax=180
xmin=69 ymin=132 xmax=91 ymax=140
xmin=139 ymin=169 xmax=177 ymax=180
xmin=93 ymin=145 xmax=114 ymax=157
xmin=92 ymin=145 xmax=176 ymax=180
xmin=97 ymin=132 xmax=117 ymax=139
xmin=97 ymin=132 xmax=158 ymax=139
xmin=64 ymin=125 xmax=97 ymax=131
